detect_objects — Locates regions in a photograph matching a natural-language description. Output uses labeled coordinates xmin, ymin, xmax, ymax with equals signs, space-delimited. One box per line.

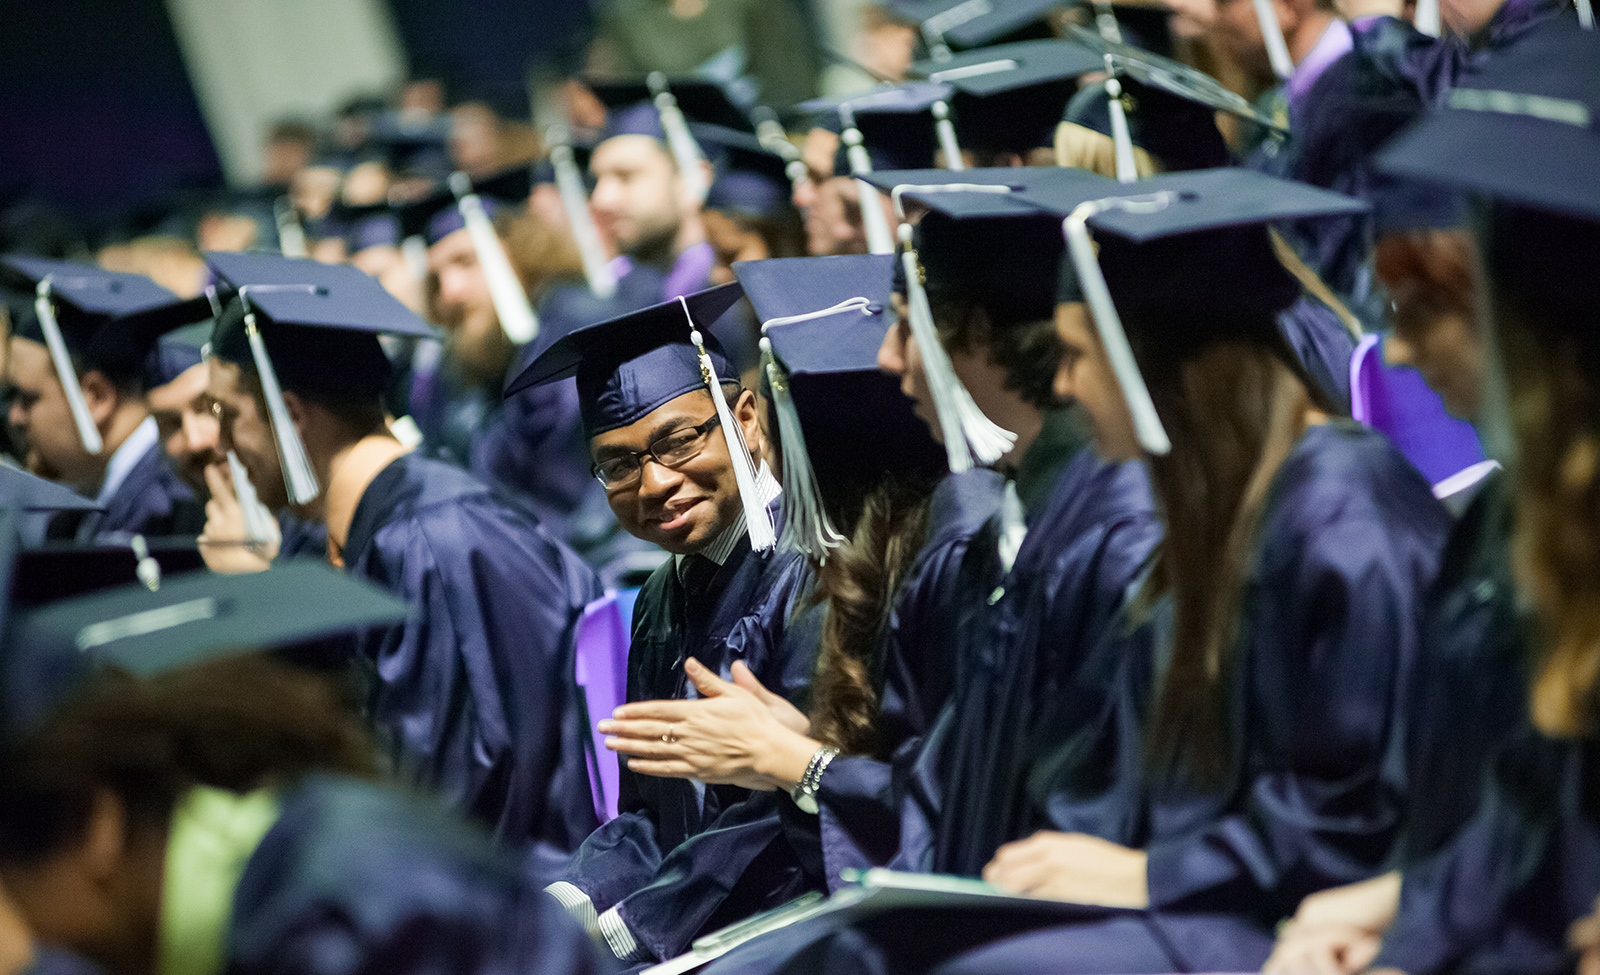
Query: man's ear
xmin=732 ymin=388 xmax=766 ymax=462
xmin=280 ymin=389 xmax=312 ymax=443
xmin=78 ymin=371 xmax=120 ymax=427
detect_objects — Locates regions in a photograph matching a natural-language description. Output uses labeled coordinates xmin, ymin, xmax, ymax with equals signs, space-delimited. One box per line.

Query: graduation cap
xmin=889 ymin=0 xmax=1067 ymax=59
xmin=733 ymin=255 xmax=943 ymax=558
xmin=2 ymin=560 xmax=409 ymax=744
xmin=1060 ymin=72 xmax=1231 ymax=173
xmin=1067 ymin=25 xmax=1287 ymax=133
xmin=1375 ymin=24 xmax=1600 ymax=223
xmin=505 ymin=282 xmax=776 ymax=552
xmin=366 ymin=110 xmax=453 ymax=181
xmin=328 ymin=200 xmax=403 ymax=255
xmin=910 ymin=39 xmax=1104 ymax=156
xmin=394 ymin=165 xmax=540 ymax=345
xmin=589 ymin=74 xmax=758 ymax=207
xmin=697 ymin=124 xmax=794 ymax=218
xmin=0 ymin=463 xmax=99 ymax=514
xmin=1015 ymin=167 xmax=1367 ymax=455
xmin=205 ymin=252 xmax=436 ymax=506
xmin=0 ymin=257 xmax=212 ymax=453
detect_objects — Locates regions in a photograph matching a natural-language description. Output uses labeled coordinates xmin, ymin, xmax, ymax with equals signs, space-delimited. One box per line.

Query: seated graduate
xmin=1341 ymin=28 xmax=1600 ymax=973
xmin=1263 ymin=183 xmax=1527 ymax=973
xmin=200 ymin=252 xmax=602 ymax=857
xmin=505 ymin=284 xmax=814 ymax=964
xmin=0 ymin=561 xmax=613 ymax=975
xmin=596 ymin=253 xmax=992 ymax=890
xmin=908 ymin=168 xmax=1451 ymax=975
xmin=0 ymin=258 xmax=210 ymax=542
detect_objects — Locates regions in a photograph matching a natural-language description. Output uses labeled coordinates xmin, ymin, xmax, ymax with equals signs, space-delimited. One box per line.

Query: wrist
xmin=760 ymin=733 xmax=824 ymax=791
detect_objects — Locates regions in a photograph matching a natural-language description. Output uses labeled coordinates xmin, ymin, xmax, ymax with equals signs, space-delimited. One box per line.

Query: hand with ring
xmin=599 ymin=658 xmax=822 ymax=791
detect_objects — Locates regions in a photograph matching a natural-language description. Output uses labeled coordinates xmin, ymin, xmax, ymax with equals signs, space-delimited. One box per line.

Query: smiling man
xmin=507 ymin=282 xmax=814 ymax=964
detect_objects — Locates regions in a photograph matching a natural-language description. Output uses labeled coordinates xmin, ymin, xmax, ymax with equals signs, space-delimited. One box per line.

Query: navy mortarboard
xmin=0 ymin=257 xmax=212 ymax=453
xmin=889 ymin=0 xmax=1067 ymax=59
xmin=3 ymin=560 xmax=409 ymax=744
xmin=507 ymin=282 xmax=776 ymax=551
xmin=913 ymin=39 xmax=1104 ymax=159
xmin=733 ymin=254 xmax=944 ymax=557
xmin=1061 ymin=73 xmax=1232 ymax=173
xmin=1018 ymin=167 xmax=1367 ymax=454
xmin=205 ymin=252 xmax=436 ymax=505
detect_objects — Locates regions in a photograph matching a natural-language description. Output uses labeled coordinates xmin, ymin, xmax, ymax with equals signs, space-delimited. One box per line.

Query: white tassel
xmin=240 ymin=291 xmax=321 ymax=504
xmin=548 ymin=129 xmax=618 ymax=300
xmin=1252 ymin=0 xmax=1296 ymax=80
xmin=841 ymin=108 xmax=897 ymax=256
xmin=274 ymin=197 xmax=309 ymax=258
xmin=228 ymin=449 xmax=278 ymax=545
xmin=932 ymin=100 xmax=965 ymax=171
xmin=1577 ymin=0 xmax=1595 ymax=29
xmin=449 ymin=172 xmax=539 ymax=345
xmin=1413 ymin=0 xmax=1441 ymax=35
xmin=33 ymin=279 xmax=103 ymax=454
xmin=1062 ymin=198 xmax=1173 ymax=456
xmin=682 ymin=297 xmax=776 ymax=552
xmin=1103 ymin=74 xmax=1140 ymax=185
xmin=897 ymin=224 xmax=1017 ymax=472
xmin=760 ymin=298 xmax=875 ymax=560
xmin=650 ymin=73 xmax=710 ymax=206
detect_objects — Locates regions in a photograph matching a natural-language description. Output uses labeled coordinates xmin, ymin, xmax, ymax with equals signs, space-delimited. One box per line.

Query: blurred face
xmin=205 ymin=358 xmax=287 ymax=511
xmin=6 ymin=336 xmax=96 ymax=487
xmin=1161 ymin=0 xmax=1218 ymax=38
xmin=590 ymin=135 xmax=686 ymax=261
xmin=591 ymin=389 xmax=758 ymax=554
xmin=427 ymin=228 xmax=513 ymax=385
xmin=147 ymin=360 xmax=219 ymax=494
xmin=1212 ymin=0 xmax=1277 ymax=79
xmin=805 ymin=177 xmax=869 ymax=257
xmin=879 ymin=297 xmax=940 ymax=441
xmin=1054 ymin=303 xmax=1141 ymax=461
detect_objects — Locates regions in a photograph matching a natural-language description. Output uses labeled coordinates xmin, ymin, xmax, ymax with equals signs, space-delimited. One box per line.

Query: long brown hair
xmin=0 ymin=655 xmax=376 ymax=865
xmin=807 ymin=478 xmax=935 ymax=757
xmin=1490 ymin=206 xmax=1600 ymax=739
xmin=1140 ymin=342 xmax=1311 ymax=781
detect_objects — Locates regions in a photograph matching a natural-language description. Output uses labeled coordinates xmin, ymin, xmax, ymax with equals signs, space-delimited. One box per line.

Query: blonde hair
xmin=1054 ymin=121 xmax=1159 ymax=179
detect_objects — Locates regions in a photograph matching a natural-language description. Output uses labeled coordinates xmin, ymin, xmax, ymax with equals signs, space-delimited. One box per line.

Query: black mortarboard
xmin=735 ymin=255 xmax=945 ymax=557
xmin=506 ymin=281 xmax=778 ymax=551
xmin=1375 ymin=23 xmax=1600 ymax=222
xmin=799 ymin=83 xmax=954 ymax=173
xmin=914 ymin=39 xmax=1103 ymax=154
xmin=1067 ymin=25 xmax=1287 ymax=133
xmin=396 ymin=165 xmax=534 ymax=245
xmin=205 ymin=252 xmax=435 ymax=504
xmin=1061 ymin=73 xmax=1231 ymax=171
xmin=329 ymin=201 xmax=403 ymax=254
xmin=11 ymin=544 xmax=206 ymax=607
xmin=1019 ymin=167 xmax=1366 ymax=453
xmin=698 ymin=124 xmax=793 ymax=218
xmin=366 ymin=111 xmax=453 ymax=181
xmin=858 ymin=164 xmax=1115 ymax=218
xmin=0 ymin=257 xmax=212 ymax=452
xmin=3 ymin=561 xmax=409 ymax=743
xmin=890 ymin=0 xmax=1066 ymax=53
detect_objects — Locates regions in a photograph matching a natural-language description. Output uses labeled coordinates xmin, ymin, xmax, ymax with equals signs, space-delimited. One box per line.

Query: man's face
xmin=205 ymin=358 xmax=287 ymax=511
xmin=590 ymin=389 xmax=754 ymax=554
xmin=878 ymin=298 xmax=940 ymax=442
xmin=590 ymin=136 xmax=685 ymax=259
xmin=6 ymin=336 xmax=95 ymax=487
xmin=1212 ymin=0 xmax=1276 ymax=78
xmin=148 ymin=360 xmax=220 ymax=494
xmin=427 ymin=227 xmax=513 ymax=384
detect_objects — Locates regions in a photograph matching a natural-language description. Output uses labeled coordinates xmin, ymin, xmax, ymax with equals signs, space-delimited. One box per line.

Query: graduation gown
xmin=47 ymin=438 xmax=204 ymax=542
xmin=798 ymin=468 xmax=1006 ymax=888
xmin=1373 ymin=730 xmax=1600 ymax=975
xmin=550 ymin=517 xmax=813 ymax=962
xmin=926 ymin=422 xmax=1452 ymax=974
xmin=341 ymin=453 xmax=602 ymax=856
xmin=229 ymin=775 xmax=616 ymax=975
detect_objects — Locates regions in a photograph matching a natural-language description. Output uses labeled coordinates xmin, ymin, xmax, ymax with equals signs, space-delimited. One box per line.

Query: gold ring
xmin=663 ymin=723 xmax=678 ymax=743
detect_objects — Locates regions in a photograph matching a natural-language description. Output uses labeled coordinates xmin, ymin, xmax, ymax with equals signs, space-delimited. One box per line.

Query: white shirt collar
xmin=96 ymin=416 xmax=158 ymax=507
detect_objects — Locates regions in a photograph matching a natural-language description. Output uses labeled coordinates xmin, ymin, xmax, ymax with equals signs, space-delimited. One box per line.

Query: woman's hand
xmin=601 ymin=658 xmax=819 ymax=791
xmin=982 ymin=832 xmax=1150 ymax=909
xmin=1263 ymin=872 xmax=1400 ymax=975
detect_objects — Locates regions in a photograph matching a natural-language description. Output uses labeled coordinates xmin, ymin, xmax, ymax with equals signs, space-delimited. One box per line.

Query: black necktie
xmin=679 ymin=553 xmax=720 ymax=608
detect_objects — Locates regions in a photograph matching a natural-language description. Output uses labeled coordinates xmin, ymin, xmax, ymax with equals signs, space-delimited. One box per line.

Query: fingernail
xmin=597 ymin=720 xmax=615 ymax=733
xmin=604 ymin=737 xmax=619 ymax=748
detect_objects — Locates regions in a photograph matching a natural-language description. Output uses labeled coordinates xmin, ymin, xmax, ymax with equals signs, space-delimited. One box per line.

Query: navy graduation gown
xmin=1375 ymin=729 xmax=1600 ymax=975
xmin=341 ymin=453 xmax=602 ymax=856
xmin=229 ymin=775 xmax=616 ymax=975
xmin=805 ymin=468 xmax=1006 ymax=887
xmin=1389 ymin=471 xmax=1529 ymax=865
xmin=48 ymin=439 xmax=204 ymax=542
xmin=551 ymin=522 xmax=813 ymax=961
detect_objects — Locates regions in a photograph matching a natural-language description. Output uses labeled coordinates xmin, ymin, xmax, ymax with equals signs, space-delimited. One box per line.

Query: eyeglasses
xmin=592 ymin=415 xmax=722 ymax=489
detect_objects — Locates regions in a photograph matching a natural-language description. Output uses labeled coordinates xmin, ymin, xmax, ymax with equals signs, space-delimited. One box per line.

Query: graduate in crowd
xmin=0 ymin=562 xmax=613 ymax=975
xmin=846 ymin=168 xmax=1449 ymax=975
xmin=0 ymin=259 xmax=210 ymax=543
xmin=200 ymin=252 xmax=602 ymax=858
xmin=508 ymin=284 xmax=814 ymax=963
xmin=598 ymin=253 xmax=993 ymax=895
